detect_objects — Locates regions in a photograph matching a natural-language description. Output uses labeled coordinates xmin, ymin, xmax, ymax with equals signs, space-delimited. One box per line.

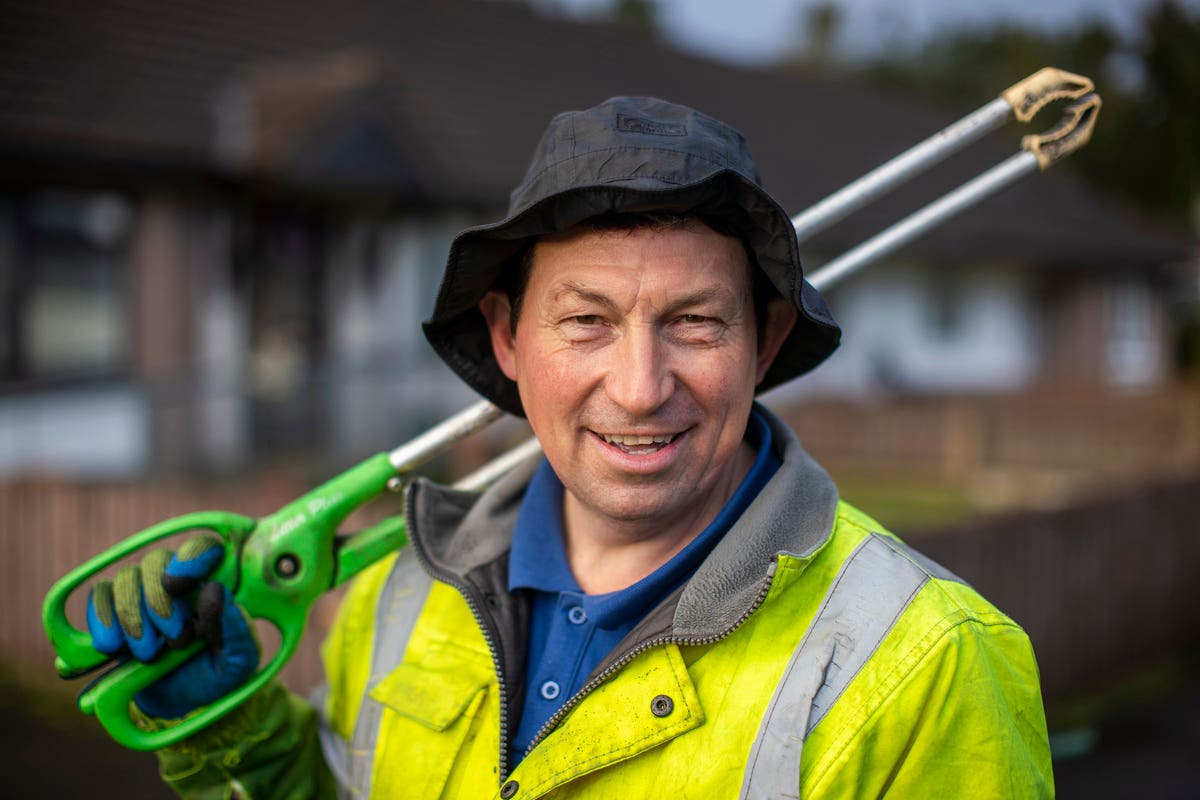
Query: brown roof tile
xmin=0 ymin=0 xmax=1188 ymax=264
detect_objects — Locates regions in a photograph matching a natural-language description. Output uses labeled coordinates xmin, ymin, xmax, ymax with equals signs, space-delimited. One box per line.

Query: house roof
xmin=0 ymin=0 xmax=1188 ymax=268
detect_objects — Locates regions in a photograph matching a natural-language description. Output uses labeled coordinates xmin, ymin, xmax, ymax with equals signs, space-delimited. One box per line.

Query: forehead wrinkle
xmin=555 ymin=279 xmax=742 ymax=318
xmin=554 ymin=280 xmax=623 ymax=312
xmin=659 ymin=286 xmax=735 ymax=314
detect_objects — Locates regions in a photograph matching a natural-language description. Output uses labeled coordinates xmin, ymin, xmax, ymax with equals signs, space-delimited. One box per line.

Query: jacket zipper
xmin=404 ymin=486 xmax=514 ymax=782
xmin=524 ymin=561 xmax=779 ymax=756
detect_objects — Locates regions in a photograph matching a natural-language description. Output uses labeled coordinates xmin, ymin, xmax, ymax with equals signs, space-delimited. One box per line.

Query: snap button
xmin=567 ymin=606 xmax=587 ymax=625
xmin=500 ymin=779 xmax=519 ymax=798
xmin=650 ymin=694 xmax=674 ymax=717
xmin=540 ymin=680 xmax=561 ymax=700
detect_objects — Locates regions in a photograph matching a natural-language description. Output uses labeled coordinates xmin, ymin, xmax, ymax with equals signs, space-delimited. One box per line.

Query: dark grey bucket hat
xmin=422 ymin=96 xmax=841 ymax=417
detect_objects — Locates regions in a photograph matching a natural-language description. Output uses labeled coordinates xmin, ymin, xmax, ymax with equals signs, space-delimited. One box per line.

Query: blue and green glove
xmin=86 ymin=536 xmax=259 ymax=719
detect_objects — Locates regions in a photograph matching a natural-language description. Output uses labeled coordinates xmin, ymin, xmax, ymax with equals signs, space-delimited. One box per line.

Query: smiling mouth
xmin=595 ymin=431 xmax=681 ymax=455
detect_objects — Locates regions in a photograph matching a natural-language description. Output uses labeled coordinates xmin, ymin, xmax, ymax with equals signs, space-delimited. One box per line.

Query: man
xmin=89 ymin=96 xmax=1053 ymax=797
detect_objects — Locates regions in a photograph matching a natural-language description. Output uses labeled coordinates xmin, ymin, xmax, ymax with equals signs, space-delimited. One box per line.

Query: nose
xmin=604 ymin=325 xmax=674 ymax=416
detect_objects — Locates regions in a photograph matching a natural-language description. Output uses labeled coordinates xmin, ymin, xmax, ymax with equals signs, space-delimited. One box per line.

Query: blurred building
xmin=0 ymin=0 xmax=1188 ymax=477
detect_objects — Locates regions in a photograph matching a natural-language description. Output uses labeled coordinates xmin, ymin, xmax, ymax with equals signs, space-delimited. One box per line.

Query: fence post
xmin=943 ymin=400 xmax=985 ymax=484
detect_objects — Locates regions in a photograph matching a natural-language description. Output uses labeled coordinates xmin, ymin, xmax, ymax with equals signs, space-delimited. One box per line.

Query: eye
xmin=559 ymin=314 xmax=611 ymax=343
xmin=670 ymin=313 xmax=726 ymax=345
xmin=571 ymin=315 xmax=602 ymax=326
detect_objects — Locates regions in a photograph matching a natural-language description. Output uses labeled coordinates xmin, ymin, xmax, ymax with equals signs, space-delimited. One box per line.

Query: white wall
xmin=770 ymin=261 xmax=1039 ymax=401
xmin=325 ymin=214 xmax=481 ymax=458
xmin=1103 ymin=278 xmax=1166 ymax=388
xmin=191 ymin=206 xmax=249 ymax=472
xmin=0 ymin=386 xmax=149 ymax=477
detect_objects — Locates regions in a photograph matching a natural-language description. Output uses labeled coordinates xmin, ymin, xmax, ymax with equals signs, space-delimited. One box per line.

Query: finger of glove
xmin=134 ymin=584 xmax=259 ymax=719
xmin=112 ymin=565 xmax=163 ymax=662
xmin=139 ymin=548 xmax=194 ymax=648
xmin=213 ymin=586 xmax=260 ymax=683
xmin=86 ymin=580 xmax=125 ymax=656
xmin=194 ymin=580 xmax=227 ymax=653
xmin=193 ymin=583 xmax=260 ymax=672
xmin=162 ymin=534 xmax=225 ymax=596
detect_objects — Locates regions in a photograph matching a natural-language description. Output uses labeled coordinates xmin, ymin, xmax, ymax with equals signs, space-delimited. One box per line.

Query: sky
xmin=540 ymin=0 xmax=1200 ymax=65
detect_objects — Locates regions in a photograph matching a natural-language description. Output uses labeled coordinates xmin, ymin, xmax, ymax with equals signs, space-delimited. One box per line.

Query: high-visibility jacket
xmin=157 ymin=406 xmax=1053 ymax=799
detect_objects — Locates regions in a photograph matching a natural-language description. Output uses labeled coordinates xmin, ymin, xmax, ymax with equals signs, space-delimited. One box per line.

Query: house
xmin=0 ymin=0 xmax=1189 ymax=478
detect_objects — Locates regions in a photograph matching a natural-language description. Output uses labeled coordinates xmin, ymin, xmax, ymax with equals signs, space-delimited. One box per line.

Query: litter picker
xmin=43 ymin=67 xmax=1100 ymax=750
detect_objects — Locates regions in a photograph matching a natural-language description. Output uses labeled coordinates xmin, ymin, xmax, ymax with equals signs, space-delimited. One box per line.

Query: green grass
xmin=0 ymin=659 xmax=107 ymax=736
xmin=1046 ymin=646 xmax=1200 ymax=733
xmin=832 ymin=476 xmax=981 ymax=535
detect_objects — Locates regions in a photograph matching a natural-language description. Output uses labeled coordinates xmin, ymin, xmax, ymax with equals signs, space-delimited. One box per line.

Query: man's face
xmin=480 ymin=220 xmax=795 ymax=536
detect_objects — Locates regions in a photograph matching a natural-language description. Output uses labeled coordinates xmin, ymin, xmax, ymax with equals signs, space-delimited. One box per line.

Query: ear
xmin=479 ymin=290 xmax=519 ymax=381
xmin=755 ymin=297 xmax=798 ymax=385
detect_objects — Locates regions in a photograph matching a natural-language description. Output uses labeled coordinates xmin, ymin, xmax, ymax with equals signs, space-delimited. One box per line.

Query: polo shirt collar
xmin=508 ymin=410 xmax=779 ymax=627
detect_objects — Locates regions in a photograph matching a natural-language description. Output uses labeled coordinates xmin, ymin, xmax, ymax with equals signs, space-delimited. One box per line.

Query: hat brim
xmin=423 ymin=171 xmax=840 ymax=417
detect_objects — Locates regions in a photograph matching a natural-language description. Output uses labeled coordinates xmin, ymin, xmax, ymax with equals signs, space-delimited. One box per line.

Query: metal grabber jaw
xmin=796 ymin=67 xmax=1102 ymax=292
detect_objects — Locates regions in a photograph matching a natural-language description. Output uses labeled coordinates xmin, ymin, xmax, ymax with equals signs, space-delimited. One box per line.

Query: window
xmin=928 ymin=269 xmax=965 ymax=341
xmin=1 ymin=191 xmax=133 ymax=383
xmin=1105 ymin=279 xmax=1159 ymax=387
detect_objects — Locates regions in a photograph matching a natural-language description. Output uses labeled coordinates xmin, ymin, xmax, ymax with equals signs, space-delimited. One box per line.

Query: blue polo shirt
xmin=507 ymin=410 xmax=780 ymax=762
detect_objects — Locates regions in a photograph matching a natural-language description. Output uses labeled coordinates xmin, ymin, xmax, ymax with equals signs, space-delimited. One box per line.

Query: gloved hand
xmin=86 ymin=535 xmax=259 ymax=719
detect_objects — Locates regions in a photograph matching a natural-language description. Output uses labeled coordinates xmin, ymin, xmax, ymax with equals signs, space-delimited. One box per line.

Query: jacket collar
xmin=405 ymin=403 xmax=840 ymax=642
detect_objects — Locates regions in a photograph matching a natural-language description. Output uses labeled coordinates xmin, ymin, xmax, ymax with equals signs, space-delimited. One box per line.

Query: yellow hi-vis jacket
xmin=157 ymin=406 xmax=1053 ymax=799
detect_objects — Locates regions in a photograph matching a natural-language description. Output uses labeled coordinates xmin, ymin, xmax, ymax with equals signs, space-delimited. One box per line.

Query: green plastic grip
xmin=42 ymin=451 xmax=409 ymax=750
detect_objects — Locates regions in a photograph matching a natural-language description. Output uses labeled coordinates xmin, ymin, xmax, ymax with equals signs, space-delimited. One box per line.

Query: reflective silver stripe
xmin=313 ymin=685 xmax=353 ymax=795
xmin=319 ymin=548 xmax=432 ymax=799
xmin=740 ymin=533 xmax=941 ymax=799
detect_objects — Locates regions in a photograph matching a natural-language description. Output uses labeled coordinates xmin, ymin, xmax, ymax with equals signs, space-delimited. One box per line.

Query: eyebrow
xmin=558 ymin=281 xmax=734 ymax=315
xmin=559 ymin=281 xmax=621 ymax=313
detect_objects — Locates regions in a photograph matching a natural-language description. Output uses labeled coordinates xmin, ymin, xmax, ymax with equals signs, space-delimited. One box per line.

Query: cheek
xmin=520 ymin=347 xmax=579 ymax=389
xmin=513 ymin=345 xmax=594 ymax=425
xmin=689 ymin=343 xmax=759 ymax=397
xmin=516 ymin=330 xmax=604 ymax=386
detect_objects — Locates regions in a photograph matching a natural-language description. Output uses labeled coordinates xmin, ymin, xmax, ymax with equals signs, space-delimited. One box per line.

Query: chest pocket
xmin=368 ymin=660 xmax=492 ymax=798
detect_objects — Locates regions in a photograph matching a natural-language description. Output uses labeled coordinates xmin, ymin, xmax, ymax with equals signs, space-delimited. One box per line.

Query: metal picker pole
xmin=791 ymin=98 xmax=1013 ymax=243
xmin=387 ymin=71 xmax=1102 ymax=489
xmin=454 ymin=437 xmax=545 ymax=491
xmin=455 ymin=144 xmax=1032 ymax=486
xmin=790 ymin=67 xmax=1096 ymax=244
xmin=388 ymin=400 xmax=504 ymax=472
xmin=807 ymin=152 xmax=1038 ymax=293
xmin=808 ymin=90 xmax=1102 ymax=293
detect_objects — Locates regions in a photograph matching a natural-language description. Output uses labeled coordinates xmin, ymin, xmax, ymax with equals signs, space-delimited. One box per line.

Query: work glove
xmin=86 ymin=535 xmax=259 ymax=720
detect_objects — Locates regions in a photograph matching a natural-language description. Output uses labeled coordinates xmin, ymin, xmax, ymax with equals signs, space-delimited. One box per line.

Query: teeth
xmin=600 ymin=433 xmax=676 ymax=446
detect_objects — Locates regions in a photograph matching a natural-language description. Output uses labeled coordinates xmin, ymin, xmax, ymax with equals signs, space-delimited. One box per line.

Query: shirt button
xmin=500 ymin=779 xmax=519 ymax=798
xmin=567 ymin=606 xmax=587 ymax=625
xmin=540 ymin=680 xmax=561 ymax=701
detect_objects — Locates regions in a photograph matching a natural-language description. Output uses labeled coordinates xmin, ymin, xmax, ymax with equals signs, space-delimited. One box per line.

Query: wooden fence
xmin=782 ymin=386 xmax=1200 ymax=509
xmin=7 ymin=470 xmax=1198 ymax=709
xmin=2 ymin=472 xmax=403 ymax=696
xmin=916 ymin=473 xmax=1200 ymax=702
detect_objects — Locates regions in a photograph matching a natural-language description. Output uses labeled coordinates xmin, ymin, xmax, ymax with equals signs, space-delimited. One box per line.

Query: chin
xmin=584 ymin=488 xmax=681 ymax=524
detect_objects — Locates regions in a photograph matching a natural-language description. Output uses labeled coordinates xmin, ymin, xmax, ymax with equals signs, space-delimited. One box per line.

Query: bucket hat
xmin=423 ymin=96 xmax=841 ymax=416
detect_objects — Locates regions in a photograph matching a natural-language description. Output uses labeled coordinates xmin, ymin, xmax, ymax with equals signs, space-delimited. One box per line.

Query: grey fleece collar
xmin=406 ymin=403 xmax=840 ymax=641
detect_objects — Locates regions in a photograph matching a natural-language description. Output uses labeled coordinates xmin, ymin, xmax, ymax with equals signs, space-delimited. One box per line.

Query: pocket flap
xmin=370 ymin=661 xmax=489 ymax=732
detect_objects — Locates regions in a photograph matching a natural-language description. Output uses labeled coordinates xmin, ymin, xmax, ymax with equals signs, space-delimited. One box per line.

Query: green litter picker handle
xmin=42 ymin=451 xmax=409 ymax=751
